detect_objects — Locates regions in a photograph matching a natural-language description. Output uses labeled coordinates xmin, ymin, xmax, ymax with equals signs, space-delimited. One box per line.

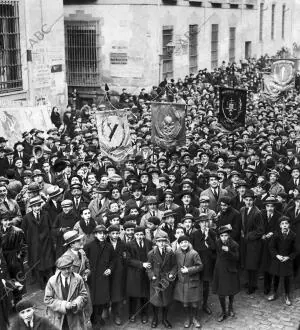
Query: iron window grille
xmin=65 ymin=20 xmax=100 ymax=87
xmin=282 ymin=4 xmax=285 ymax=39
xmin=271 ymin=4 xmax=275 ymax=40
xmin=259 ymin=2 xmax=263 ymax=41
xmin=0 ymin=1 xmax=22 ymax=94
xmin=211 ymin=24 xmax=219 ymax=70
xmin=162 ymin=27 xmax=173 ymax=80
xmin=189 ymin=24 xmax=198 ymax=74
xmin=229 ymin=27 xmax=236 ymax=63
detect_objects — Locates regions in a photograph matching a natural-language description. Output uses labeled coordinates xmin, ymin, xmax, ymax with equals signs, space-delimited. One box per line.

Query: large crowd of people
xmin=1 ymin=54 xmax=300 ymax=330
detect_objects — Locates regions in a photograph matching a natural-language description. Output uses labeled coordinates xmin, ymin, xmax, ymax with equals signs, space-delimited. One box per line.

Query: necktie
xmin=75 ymin=198 xmax=79 ymax=209
xmin=49 ymin=173 xmax=52 ymax=183
xmin=25 ymin=320 xmax=32 ymax=329
xmin=36 ymin=213 xmax=40 ymax=223
xmin=3 ymin=201 xmax=9 ymax=210
xmin=19 ymin=152 xmax=22 ymax=158
xmin=64 ymin=278 xmax=69 ymax=292
xmin=212 ymin=189 xmax=218 ymax=200
xmin=140 ymin=240 xmax=143 ymax=248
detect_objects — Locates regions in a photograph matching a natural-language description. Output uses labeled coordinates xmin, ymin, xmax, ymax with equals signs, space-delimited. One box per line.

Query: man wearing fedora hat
xmin=191 ymin=214 xmax=216 ymax=316
xmin=44 ymin=185 xmax=64 ymax=222
xmin=85 ymin=225 xmax=115 ymax=328
xmin=240 ymin=190 xmax=264 ymax=295
xmin=44 ymin=255 xmax=88 ymax=330
xmin=160 ymin=210 xmax=177 ymax=242
xmin=158 ymin=189 xmax=180 ymax=213
xmin=212 ymin=225 xmax=240 ymax=322
xmin=126 ymin=226 xmax=152 ymax=324
xmin=140 ymin=196 xmax=164 ymax=228
xmin=147 ymin=231 xmax=176 ymax=328
xmin=0 ymin=183 xmax=22 ymax=226
xmin=22 ymin=196 xmax=56 ymax=289
xmin=87 ymin=185 xmax=110 ymax=223
xmin=260 ymin=197 xmax=281 ymax=295
xmin=32 ymin=169 xmax=53 ymax=197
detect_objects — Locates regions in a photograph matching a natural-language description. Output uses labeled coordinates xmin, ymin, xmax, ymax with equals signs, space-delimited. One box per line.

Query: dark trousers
xmin=152 ymin=305 xmax=169 ymax=321
xmin=111 ymin=301 xmax=122 ymax=317
xmin=264 ymin=272 xmax=273 ymax=293
xmin=128 ymin=297 xmax=148 ymax=318
xmin=248 ymin=270 xmax=258 ymax=290
xmin=91 ymin=304 xmax=104 ymax=325
xmin=203 ymin=280 xmax=210 ymax=306
xmin=62 ymin=316 xmax=69 ymax=330
xmin=273 ymin=276 xmax=290 ymax=295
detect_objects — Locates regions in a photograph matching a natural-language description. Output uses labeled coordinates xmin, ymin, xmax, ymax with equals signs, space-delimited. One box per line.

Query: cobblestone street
xmin=22 ymin=278 xmax=300 ymax=330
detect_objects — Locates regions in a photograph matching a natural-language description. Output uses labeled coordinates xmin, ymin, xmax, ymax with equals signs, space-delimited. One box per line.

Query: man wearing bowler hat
xmin=44 ymin=255 xmax=88 ymax=330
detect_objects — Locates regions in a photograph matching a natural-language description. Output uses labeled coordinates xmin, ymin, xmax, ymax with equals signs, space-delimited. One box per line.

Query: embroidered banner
xmin=151 ymin=102 xmax=186 ymax=149
xmin=0 ymin=106 xmax=52 ymax=146
xmin=95 ymin=109 xmax=133 ymax=162
xmin=219 ymin=87 xmax=247 ymax=131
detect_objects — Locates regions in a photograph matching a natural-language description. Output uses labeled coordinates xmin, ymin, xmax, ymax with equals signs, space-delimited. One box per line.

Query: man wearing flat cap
xmin=44 ymin=255 xmax=88 ymax=329
xmin=10 ymin=298 xmax=58 ymax=330
xmin=84 ymin=225 xmax=115 ymax=328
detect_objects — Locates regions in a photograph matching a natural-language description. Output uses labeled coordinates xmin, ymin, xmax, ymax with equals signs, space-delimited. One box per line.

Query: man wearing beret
xmin=84 ymin=225 xmax=115 ymax=328
xmin=10 ymin=298 xmax=58 ymax=330
xmin=44 ymin=255 xmax=88 ymax=329
xmin=126 ymin=226 xmax=153 ymax=323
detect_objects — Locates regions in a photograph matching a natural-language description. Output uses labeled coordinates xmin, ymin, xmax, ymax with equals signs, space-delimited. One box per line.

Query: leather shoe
xmin=228 ymin=308 xmax=235 ymax=317
xmin=264 ymin=288 xmax=270 ymax=295
xmin=184 ymin=318 xmax=191 ymax=328
xmin=142 ymin=315 xmax=148 ymax=324
xmin=285 ymin=295 xmax=292 ymax=306
xmin=162 ymin=319 xmax=172 ymax=328
xmin=193 ymin=317 xmax=201 ymax=328
xmin=114 ymin=316 xmax=121 ymax=326
xmin=247 ymin=287 xmax=256 ymax=295
xmin=202 ymin=305 xmax=212 ymax=315
xmin=151 ymin=319 xmax=158 ymax=328
xmin=129 ymin=316 xmax=136 ymax=323
xmin=268 ymin=293 xmax=277 ymax=301
xmin=217 ymin=313 xmax=227 ymax=322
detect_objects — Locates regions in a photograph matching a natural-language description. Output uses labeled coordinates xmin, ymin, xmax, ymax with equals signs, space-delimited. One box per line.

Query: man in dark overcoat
xmin=260 ymin=197 xmax=281 ymax=295
xmin=216 ymin=196 xmax=242 ymax=243
xmin=240 ymin=190 xmax=264 ymax=294
xmin=126 ymin=226 xmax=152 ymax=324
xmin=107 ymin=225 xmax=127 ymax=326
xmin=285 ymin=195 xmax=300 ymax=278
xmin=191 ymin=214 xmax=216 ymax=315
xmin=21 ymin=196 xmax=55 ymax=289
xmin=147 ymin=231 xmax=176 ymax=328
xmin=268 ymin=216 xmax=297 ymax=306
xmin=84 ymin=225 xmax=115 ymax=327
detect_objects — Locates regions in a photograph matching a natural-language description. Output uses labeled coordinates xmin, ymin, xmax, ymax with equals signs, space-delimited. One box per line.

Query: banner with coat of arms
xmin=218 ymin=87 xmax=247 ymax=131
xmin=262 ymin=59 xmax=296 ymax=100
xmin=151 ymin=102 xmax=186 ymax=149
xmin=95 ymin=109 xmax=133 ymax=162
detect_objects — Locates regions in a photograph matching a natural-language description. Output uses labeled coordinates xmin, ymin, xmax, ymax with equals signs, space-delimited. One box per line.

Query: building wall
xmin=0 ymin=0 xmax=67 ymax=108
xmin=64 ymin=0 xmax=299 ymax=93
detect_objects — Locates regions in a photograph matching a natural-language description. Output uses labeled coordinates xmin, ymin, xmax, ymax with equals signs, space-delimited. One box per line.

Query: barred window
xmin=65 ymin=21 xmax=100 ymax=87
xmin=162 ymin=27 xmax=173 ymax=80
xmin=282 ymin=4 xmax=285 ymax=39
xmin=0 ymin=1 xmax=22 ymax=94
xmin=211 ymin=24 xmax=219 ymax=70
xmin=189 ymin=24 xmax=198 ymax=74
xmin=229 ymin=27 xmax=236 ymax=63
xmin=271 ymin=4 xmax=275 ymax=40
xmin=259 ymin=3 xmax=263 ymax=42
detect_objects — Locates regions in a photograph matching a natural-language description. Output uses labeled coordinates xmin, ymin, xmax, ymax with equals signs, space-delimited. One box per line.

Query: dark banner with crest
xmin=219 ymin=87 xmax=247 ymax=131
xmin=151 ymin=102 xmax=186 ymax=149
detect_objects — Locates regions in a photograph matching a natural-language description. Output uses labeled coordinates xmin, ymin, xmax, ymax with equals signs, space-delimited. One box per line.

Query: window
xmin=211 ymin=24 xmax=219 ymax=69
xmin=271 ymin=4 xmax=275 ymax=40
xmin=246 ymin=4 xmax=254 ymax=9
xmin=65 ymin=21 xmax=100 ymax=87
xmin=259 ymin=3 xmax=264 ymax=41
xmin=0 ymin=1 xmax=22 ymax=94
xmin=189 ymin=25 xmax=198 ymax=74
xmin=229 ymin=27 xmax=236 ymax=63
xmin=162 ymin=27 xmax=173 ymax=80
xmin=230 ymin=4 xmax=239 ymax=9
xmin=282 ymin=4 xmax=285 ymax=39
xmin=211 ymin=3 xmax=222 ymax=8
